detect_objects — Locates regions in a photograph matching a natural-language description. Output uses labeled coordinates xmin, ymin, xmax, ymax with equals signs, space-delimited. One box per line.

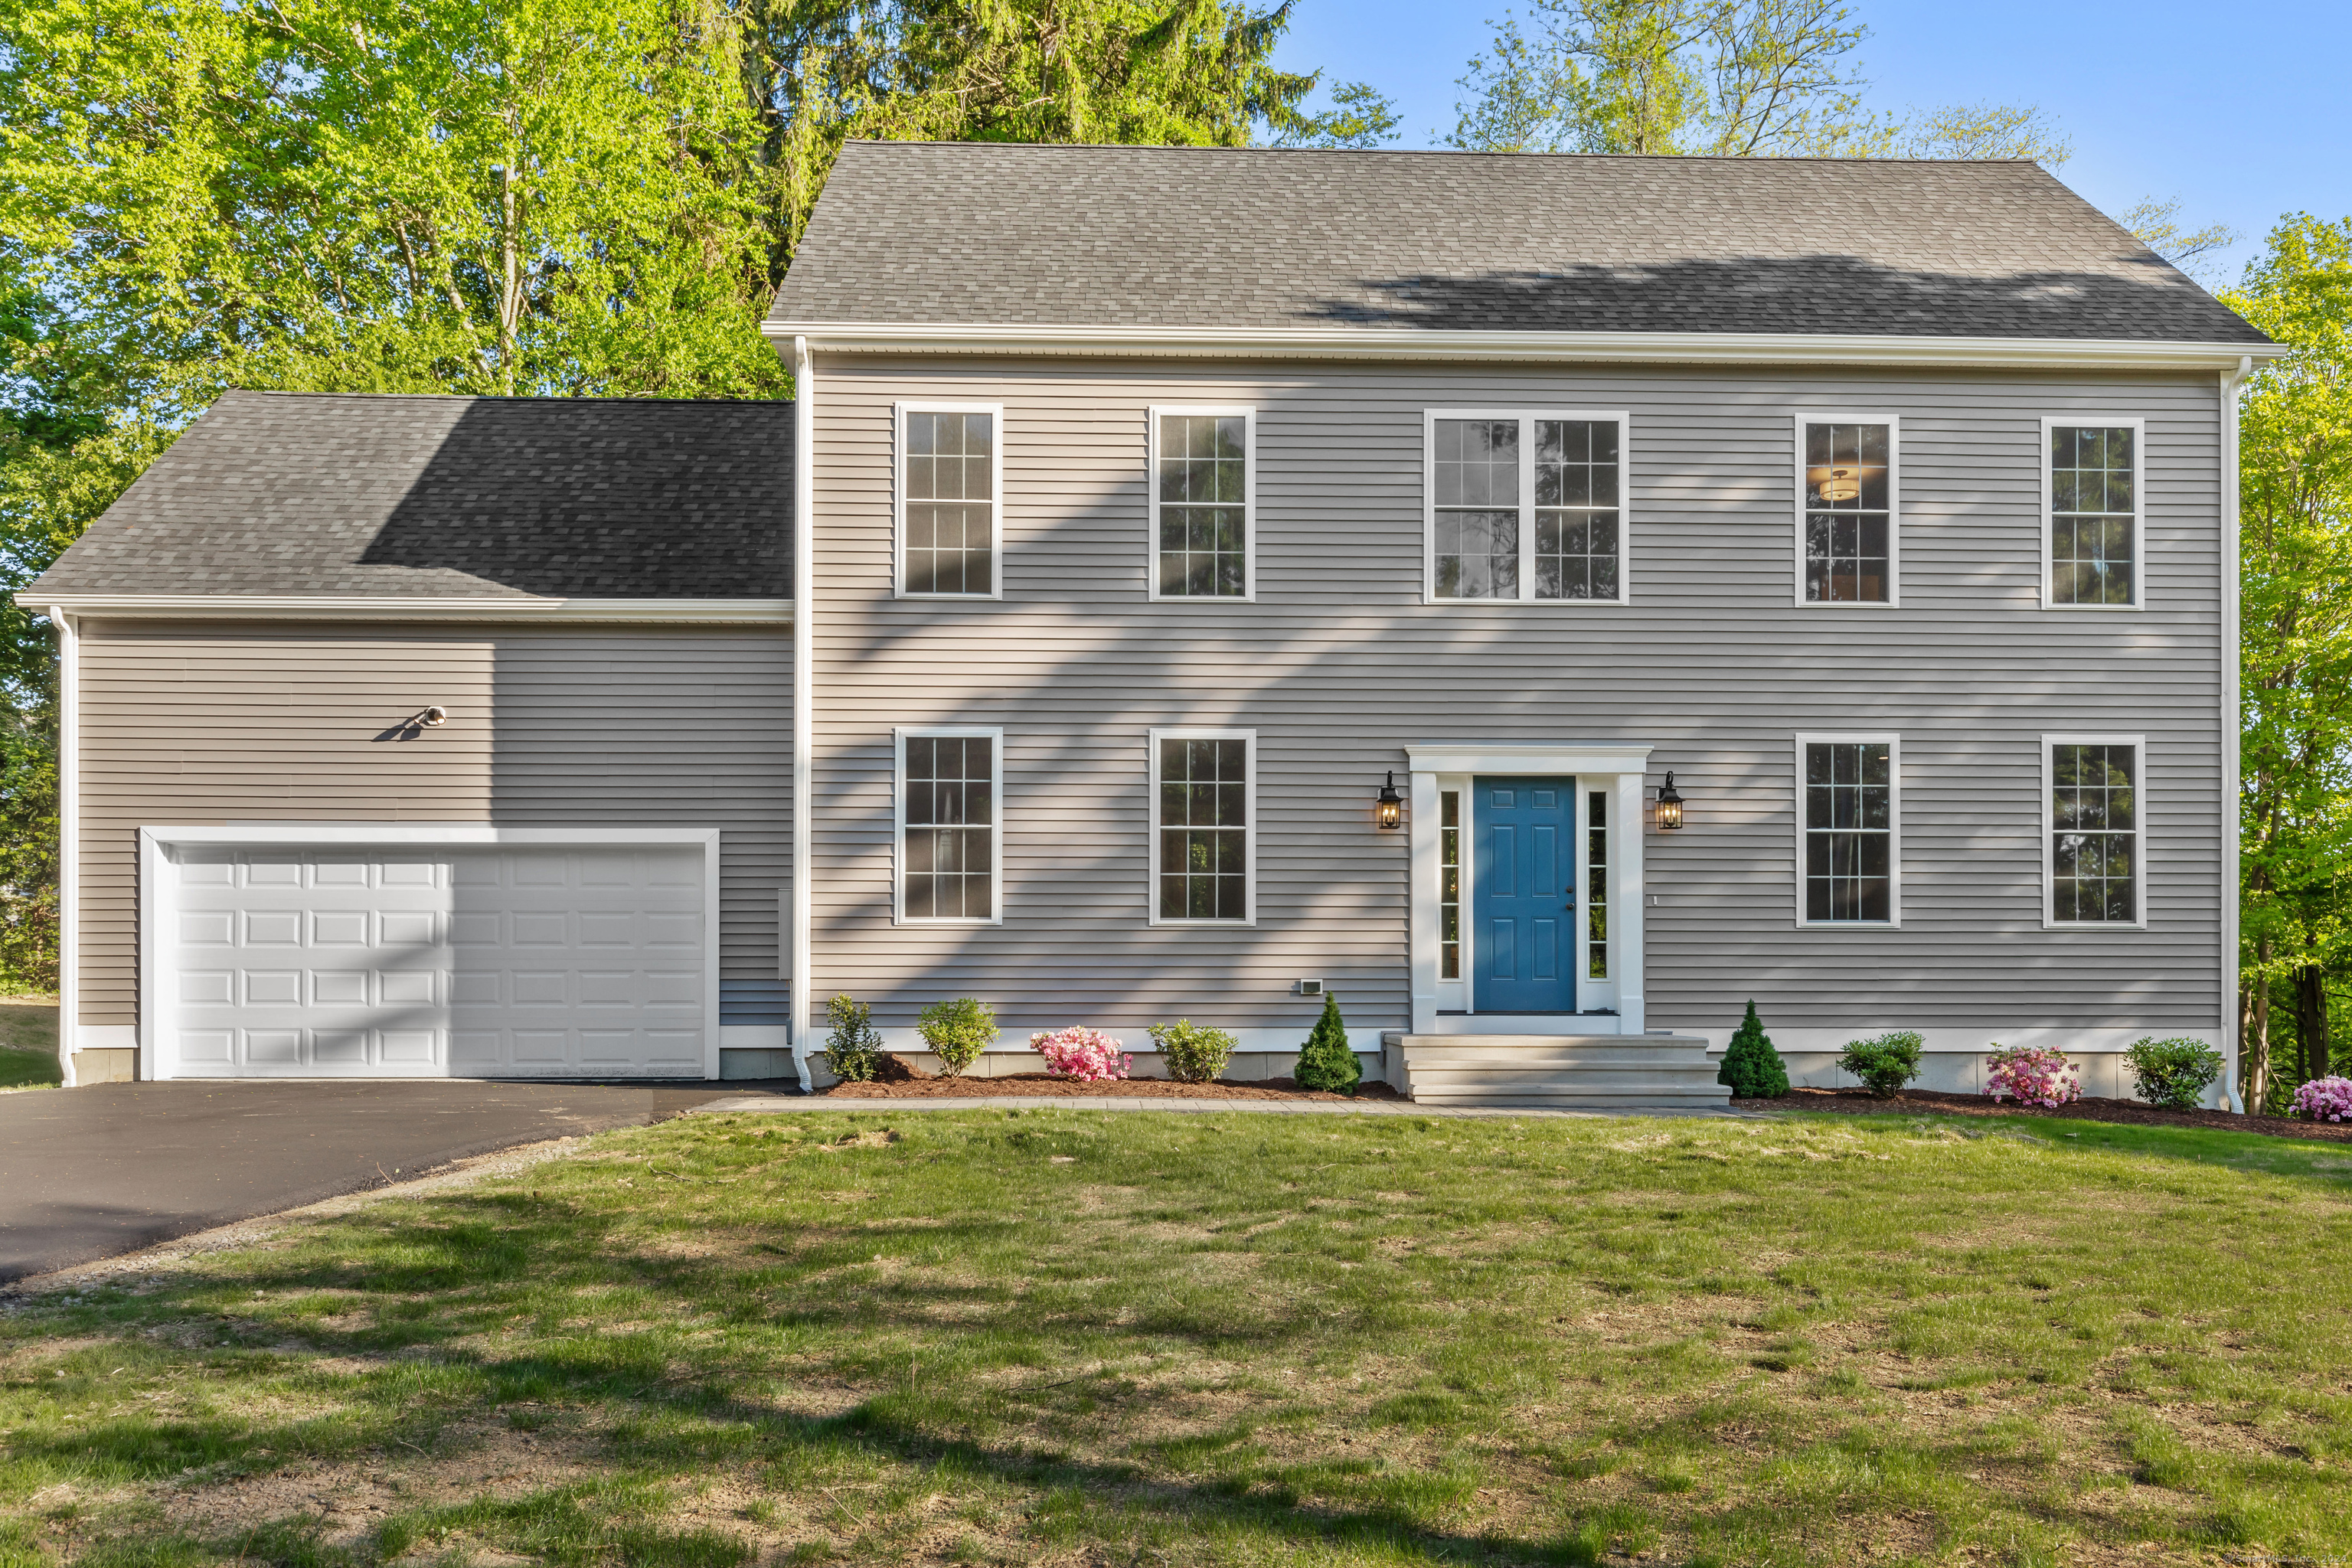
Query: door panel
xmin=1472 ymin=779 xmax=1577 ymax=1011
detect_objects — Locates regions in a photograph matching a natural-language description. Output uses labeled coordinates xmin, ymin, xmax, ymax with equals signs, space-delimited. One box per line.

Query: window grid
xmin=2050 ymin=426 xmax=2138 ymax=606
xmin=1535 ymin=420 xmax=1622 ymax=600
xmin=903 ymin=733 xmax=994 ymax=921
xmin=2052 ymin=742 xmax=2138 ymax=923
xmin=1802 ymin=420 xmax=1892 ymax=603
xmin=1440 ymin=790 xmax=1462 ymax=980
xmin=1155 ymin=413 xmax=1248 ymax=598
xmin=1804 ymin=740 xmax=1893 ymax=923
xmin=1157 ymin=736 xmax=1249 ymax=923
xmin=903 ymin=409 xmax=995 ymax=596
xmin=1586 ymin=789 xmax=1608 ymax=978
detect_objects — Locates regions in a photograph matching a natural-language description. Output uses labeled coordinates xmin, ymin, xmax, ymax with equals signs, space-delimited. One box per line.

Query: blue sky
xmin=1272 ymin=0 xmax=2351 ymax=286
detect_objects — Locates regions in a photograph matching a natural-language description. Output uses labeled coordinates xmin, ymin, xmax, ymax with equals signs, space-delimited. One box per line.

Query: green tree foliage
xmin=2225 ymin=216 xmax=2352 ymax=1108
xmin=1717 ymin=999 xmax=1788 ymax=1098
xmin=1292 ymin=990 xmax=1359 ymax=1095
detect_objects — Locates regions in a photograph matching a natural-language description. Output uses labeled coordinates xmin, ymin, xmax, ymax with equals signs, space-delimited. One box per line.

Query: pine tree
xmin=1717 ymin=999 xmax=1789 ymax=1098
xmin=1293 ymin=990 xmax=1361 ymax=1095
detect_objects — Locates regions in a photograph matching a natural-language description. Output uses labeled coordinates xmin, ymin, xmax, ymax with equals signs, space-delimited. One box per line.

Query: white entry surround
xmin=1407 ymin=743 xmax=1652 ymax=1037
xmin=139 ymin=825 xmax=723 ymax=1081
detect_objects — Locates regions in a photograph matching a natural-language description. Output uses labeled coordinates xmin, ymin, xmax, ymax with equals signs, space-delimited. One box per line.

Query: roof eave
xmin=763 ymin=320 xmax=2282 ymax=371
xmin=15 ymin=593 xmax=794 ymax=624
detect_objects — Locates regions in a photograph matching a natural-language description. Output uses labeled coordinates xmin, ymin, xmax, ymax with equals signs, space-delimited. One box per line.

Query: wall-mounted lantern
xmin=1655 ymin=771 xmax=1685 ymax=831
xmin=1376 ymin=771 xmax=1403 ymax=830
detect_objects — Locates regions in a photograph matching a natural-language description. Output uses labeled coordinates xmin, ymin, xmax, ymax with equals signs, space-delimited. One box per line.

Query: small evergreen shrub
xmin=1292 ymin=991 xmax=1360 ymax=1095
xmin=2289 ymin=1076 xmax=2352 ymax=1122
xmin=1839 ymin=1031 xmax=1924 ymax=1098
xmin=2125 ymin=1037 xmax=2223 ymax=1109
xmin=917 ymin=997 xmax=997 ymax=1078
xmin=821 ymin=993 xmax=885 ymax=1083
xmin=1984 ymin=1043 xmax=2080 ymax=1107
xmin=1149 ymin=1019 xmax=1238 ymax=1084
xmin=1717 ymin=1000 xmax=1789 ymax=1098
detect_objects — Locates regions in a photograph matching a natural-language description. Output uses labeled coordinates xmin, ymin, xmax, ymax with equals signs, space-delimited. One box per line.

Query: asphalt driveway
xmin=0 ymin=1078 xmax=797 ymax=1282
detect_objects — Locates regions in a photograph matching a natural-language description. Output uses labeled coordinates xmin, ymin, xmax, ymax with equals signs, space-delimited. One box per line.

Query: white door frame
xmin=1406 ymin=745 xmax=1654 ymax=1036
xmin=139 ymin=824 xmax=723 ymax=1081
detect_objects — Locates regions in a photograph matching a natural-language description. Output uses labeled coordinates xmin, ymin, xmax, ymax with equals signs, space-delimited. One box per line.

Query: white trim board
xmin=1790 ymin=411 xmax=1900 ymax=609
xmin=1146 ymin=404 xmax=1257 ymax=603
xmin=894 ymin=400 xmax=1006 ymax=600
xmin=136 ymin=824 xmax=724 ymax=1083
xmin=767 ymin=322 xmax=2288 ymax=373
xmin=51 ymin=607 xmax=80 ymax=1089
xmin=15 ymin=594 xmax=791 ymax=623
xmin=892 ymin=727 xmax=1007 ymax=926
xmin=2039 ymin=415 xmax=2147 ymax=611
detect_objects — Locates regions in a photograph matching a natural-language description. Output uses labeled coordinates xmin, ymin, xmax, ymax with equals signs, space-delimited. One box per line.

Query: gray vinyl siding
xmin=809 ymin=355 xmax=2226 ymax=1036
xmin=75 ymin=623 xmax=791 ymax=1028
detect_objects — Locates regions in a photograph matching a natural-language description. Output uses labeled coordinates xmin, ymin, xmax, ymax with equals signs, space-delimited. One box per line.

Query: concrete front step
xmin=1393 ymin=1032 xmax=1729 ymax=1108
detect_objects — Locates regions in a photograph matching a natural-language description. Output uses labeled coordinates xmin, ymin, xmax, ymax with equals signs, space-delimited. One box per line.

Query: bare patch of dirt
xmin=1745 ymin=1086 xmax=2352 ymax=1143
xmin=822 ymin=1072 xmax=1402 ymax=1101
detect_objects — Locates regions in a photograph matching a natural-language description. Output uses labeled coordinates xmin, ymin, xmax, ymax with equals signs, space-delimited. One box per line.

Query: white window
xmin=1795 ymin=734 xmax=1900 ymax=926
xmin=1148 ymin=407 xmax=1254 ymax=600
xmin=896 ymin=403 xmax=1003 ymax=599
xmin=2043 ymin=418 xmax=2144 ymax=609
xmin=1584 ymin=787 xmax=1609 ymax=978
xmin=2045 ymin=735 xmax=2144 ymax=926
xmin=1423 ymin=410 xmax=1630 ymax=604
xmin=894 ymin=727 xmax=1002 ymax=924
xmin=1148 ymin=728 xmax=1254 ymax=925
xmin=1794 ymin=413 xmax=1898 ymax=606
xmin=1439 ymin=789 xmax=1462 ymax=979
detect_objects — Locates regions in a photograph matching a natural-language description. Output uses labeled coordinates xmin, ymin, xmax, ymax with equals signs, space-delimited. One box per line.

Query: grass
xmin=1 ymin=1109 xmax=2348 ymax=1567
xmin=0 ymin=999 xmax=60 ymax=1089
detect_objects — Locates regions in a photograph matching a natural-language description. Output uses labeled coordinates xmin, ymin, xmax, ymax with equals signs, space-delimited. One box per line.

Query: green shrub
xmin=821 ymin=994 xmax=885 ymax=1082
xmin=1293 ymin=991 xmax=1360 ymax=1095
xmin=1149 ymin=1018 xmax=1237 ymax=1084
xmin=1839 ymin=1030 xmax=1924 ymax=1098
xmin=1717 ymin=999 xmax=1789 ymax=1098
xmin=2125 ymin=1036 xmax=2223 ymax=1110
xmin=917 ymin=997 xmax=997 ymax=1078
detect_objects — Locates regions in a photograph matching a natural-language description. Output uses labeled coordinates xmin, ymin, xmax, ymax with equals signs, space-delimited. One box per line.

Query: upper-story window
xmin=1795 ymin=415 xmax=1896 ymax=605
xmin=1797 ymin=734 xmax=1898 ymax=925
xmin=897 ymin=403 xmax=1001 ymax=598
xmin=1425 ymin=410 xmax=1629 ymax=604
xmin=1150 ymin=407 xmax=1254 ymax=600
xmin=2047 ymin=737 xmax=2141 ymax=926
xmin=2045 ymin=420 xmax=2142 ymax=609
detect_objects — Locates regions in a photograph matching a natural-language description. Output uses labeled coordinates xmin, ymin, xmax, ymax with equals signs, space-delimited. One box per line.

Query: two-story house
xmin=21 ymin=142 xmax=2278 ymax=1105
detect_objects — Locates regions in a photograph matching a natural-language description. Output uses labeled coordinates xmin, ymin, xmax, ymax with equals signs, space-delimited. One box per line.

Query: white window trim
xmin=1791 ymin=410 xmax=1901 ymax=609
xmin=1147 ymin=727 xmax=1257 ymax=927
xmin=893 ymin=401 xmax=1006 ymax=601
xmin=2040 ymin=415 xmax=2147 ymax=612
xmin=1423 ymin=408 xmax=1634 ymax=606
xmin=1146 ymin=405 xmax=1256 ymax=603
xmin=892 ymin=726 xmax=1006 ymax=926
xmin=1792 ymin=732 xmax=1903 ymax=929
xmin=2042 ymin=731 xmax=2148 ymax=930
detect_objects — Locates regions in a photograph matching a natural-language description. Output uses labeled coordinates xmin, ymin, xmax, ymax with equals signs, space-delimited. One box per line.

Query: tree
xmin=1293 ymin=991 xmax=1360 ymax=1094
xmin=2225 ymin=215 xmax=2352 ymax=1109
xmin=1273 ymin=80 xmax=1402 ymax=149
xmin=2118 ymin=196 xmax=2239 ymax=285
xmin=1717 ymin=1000 xmax=1788 ymax=1098
xmin=1896 ymin=100 xmax=2070 ymax=164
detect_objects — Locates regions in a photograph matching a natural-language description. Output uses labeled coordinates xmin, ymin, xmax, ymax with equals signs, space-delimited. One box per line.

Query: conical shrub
xmin=1717 ymin=999 xmax=1789 ymax=1098
xmin=1293 ymin=990 xmax=1361 ymax=1095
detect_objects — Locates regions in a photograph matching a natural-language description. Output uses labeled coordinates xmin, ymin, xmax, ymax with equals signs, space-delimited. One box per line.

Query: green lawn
xmin=0 ymin=999 xmax=60 ymax=1089
xmin=4 ymin=1109 xmax=2349 ymax=1568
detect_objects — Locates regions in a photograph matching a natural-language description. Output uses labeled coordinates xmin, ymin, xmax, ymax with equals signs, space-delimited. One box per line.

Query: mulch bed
xmin=818 ymin=1056 xmax=1401 ymax=1102
xmin=1743 ymin=1085 xmax=2352 ymax=1144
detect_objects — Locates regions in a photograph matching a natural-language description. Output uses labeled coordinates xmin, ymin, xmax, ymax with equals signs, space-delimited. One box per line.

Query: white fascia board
xmin=1406 ymin=743 xmax=1655 ymax=776
xmin=767 ymin=321 xmax=2288 ymax=373
xmin=12 ymin=593 xmax=792 ymax=624
xmin=144 ymin=824 xmax=721 ymax=848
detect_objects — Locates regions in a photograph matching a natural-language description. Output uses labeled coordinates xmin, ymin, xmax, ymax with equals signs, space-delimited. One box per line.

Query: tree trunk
xmin=2295 ymin=962 xmax=2330 ymax=1085
xmin=2251 ymin=936 xmax=2273 ymax=1111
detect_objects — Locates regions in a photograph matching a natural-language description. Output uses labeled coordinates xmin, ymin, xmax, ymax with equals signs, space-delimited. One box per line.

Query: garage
xmin=141 ymin=827 xmax=721 ymax=1080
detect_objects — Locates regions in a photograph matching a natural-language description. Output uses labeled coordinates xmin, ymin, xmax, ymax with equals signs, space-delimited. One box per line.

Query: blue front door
xmin=1472 ymin=778 xmax=1576 ymax=1013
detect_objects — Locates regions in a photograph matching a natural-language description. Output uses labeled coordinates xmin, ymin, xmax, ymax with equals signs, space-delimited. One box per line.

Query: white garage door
xmin=163 ymin=841 xmax=710 ymax=1078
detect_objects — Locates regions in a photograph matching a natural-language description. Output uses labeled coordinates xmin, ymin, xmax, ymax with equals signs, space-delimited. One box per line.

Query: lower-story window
xmin=1798 ymin=735 xmax=1898 ymax=924
xmin=2048 ymin=736 xmax=2141 ymax=924
xmin=897 ymin=728 xmax=1000 ymax=923
xmin=1152 ymin=729 xmax=1254 ymax=923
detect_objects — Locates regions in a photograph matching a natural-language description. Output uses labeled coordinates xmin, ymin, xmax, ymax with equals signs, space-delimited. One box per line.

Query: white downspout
xmin=2220 ymin=354 xmax=2252 ymax=1113
xmin=790 ymin=338 xmax=815 ymax=1093
xmin=48 ymin=606 xmax=78 ymax=1089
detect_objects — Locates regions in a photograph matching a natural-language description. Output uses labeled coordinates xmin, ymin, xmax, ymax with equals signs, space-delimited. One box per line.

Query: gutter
xmin=2221 ymin=353 xmax=2254 ymax=1113
xmin=760 ymin=320 xmax=2288 ymax=374
xmin=790 ymin=338 xmax=815 ymax=1093
xmin=49 ymin=607 xmax=77 ymax=1089
xmin=11 ymin=593 xmax=791 ymax=624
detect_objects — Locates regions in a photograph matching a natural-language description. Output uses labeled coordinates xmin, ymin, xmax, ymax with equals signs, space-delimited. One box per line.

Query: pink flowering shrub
xmin=1984 ymin=1043 xmax=2082 ymax=1108
xmin=2289 ymin=1076 xmax=2352 ymax=1122
xmin=1030 ymin=1026 xmax=1131 ymax=1083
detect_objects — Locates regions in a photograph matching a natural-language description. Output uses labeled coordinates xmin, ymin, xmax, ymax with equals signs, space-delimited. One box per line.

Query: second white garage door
xmin=157 ymin=833 xmax=715 ymax=1079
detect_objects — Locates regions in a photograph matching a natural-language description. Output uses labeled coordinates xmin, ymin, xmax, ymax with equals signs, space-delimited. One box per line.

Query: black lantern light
xmin=1376 ymin=771 xmax=1403 ymax=830
xmin=1655 ymin=771 xmax=1685 ymax=831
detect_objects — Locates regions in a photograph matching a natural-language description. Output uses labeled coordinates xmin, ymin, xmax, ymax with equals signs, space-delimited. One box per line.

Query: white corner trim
xmin=1146 ymin=405 xmax=1257 ymax=603
xmin=2039 ymin=414 xmax=2148 ymax=612
xmin=12 ymin=593 xmax=792 ymax=624
xmin=893 ymin=400 xmax=1007 ymax=600
xmin=1405 ymin=743 xmax=1654 ymax=776
xmin=792 ymin=337 xmax=816 ymax=1092
xmin=2220 ymin=356 xmax=2252 ymax=1112
xmin=1792 ymin=732 xmax=1903 ymax=929
xmin=891 ymin=727 xmax=1007 ymax=926
xmin=763 ymin=320 xmax=2290 ymax=373
xmin=1147 ymin=727 xmax=1258 ymax=928
xmin=1790 ymin=411 xmax=1900 ymax=609
xmin=50 ymin=606 xmax=78 ymax=1089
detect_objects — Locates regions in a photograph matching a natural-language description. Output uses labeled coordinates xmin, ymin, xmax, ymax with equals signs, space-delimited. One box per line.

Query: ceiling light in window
xmin=1816 ymin=466 xmax=1860 ymax=505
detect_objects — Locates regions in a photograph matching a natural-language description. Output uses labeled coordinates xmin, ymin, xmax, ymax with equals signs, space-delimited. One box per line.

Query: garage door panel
xmin=315 ymin=970 xmax=368 ymax=1007
xmin=245 ymin=970 xmax=302 ymax=1006
xmin=181 ymin=1029 xmax=234 ymax=1063
xmin=311 ymin=910 xmax=369 ymax=946
xmin=245 ymin=911 xmax=303 ymax=946
xmin=181 ymin=970 xmax=234 ymax=1005
xmin=248 ymin=1029 xmax=302 ymax=1064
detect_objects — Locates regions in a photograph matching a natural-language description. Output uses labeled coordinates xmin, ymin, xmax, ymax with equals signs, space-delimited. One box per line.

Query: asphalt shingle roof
xmin=30 ymin=391 xmax=792 ymax=599
xmin=770 ymin=142 xmax=2265 ymax=345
